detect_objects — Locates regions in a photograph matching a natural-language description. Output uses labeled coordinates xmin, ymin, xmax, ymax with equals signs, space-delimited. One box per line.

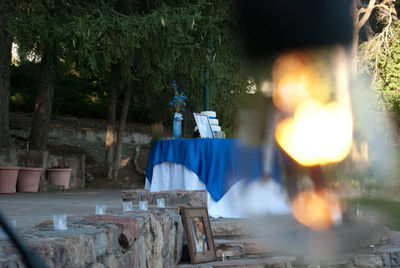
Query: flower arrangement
xmin=169 ymin=80 xmax=187 ymax=114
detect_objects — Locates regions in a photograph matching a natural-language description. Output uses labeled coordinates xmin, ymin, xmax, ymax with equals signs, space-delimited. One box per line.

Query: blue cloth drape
xmin=146 ymin=138 xmax=282 ymax=201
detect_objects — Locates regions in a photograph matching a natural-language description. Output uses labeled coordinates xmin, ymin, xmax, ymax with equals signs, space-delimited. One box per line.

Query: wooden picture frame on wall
xmin=181 ymin=207 xmax=217 ymax=264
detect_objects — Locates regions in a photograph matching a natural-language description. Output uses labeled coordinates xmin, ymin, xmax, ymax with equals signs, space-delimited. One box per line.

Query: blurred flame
xmin=292 ymin=189 xmax=342 ymax=230
xmin=273 ymin=47 xmax=353 ymax=166
xmin=275 ymin=100 xmax=353 ymax=166
xmin=272 ymin=51 xmax=331 ymax=113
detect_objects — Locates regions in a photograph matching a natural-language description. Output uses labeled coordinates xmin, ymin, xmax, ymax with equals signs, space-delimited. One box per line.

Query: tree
xmin=29 ymin=45 xmax=57 ymax=150
xmin=13 ymin=1 xmax=102 ymax=150
xmin=352 ymin=0 xmax=397 ymax=70
xmin=0 ymin=0 xmax=13 ymax=148
xmin=7 ymin=0 xmax=250 ymax=180
xmin=67 ymin=0 xmax=250 ymax=179
xmin=357 ymin=0 xmax=400 ymax=144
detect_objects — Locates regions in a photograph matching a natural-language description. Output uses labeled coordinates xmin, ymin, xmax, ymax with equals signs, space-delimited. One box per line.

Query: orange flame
xmin=273 ymin=48 xmax=353 ymax=166
xmin=275 ymin=100 xmax=353 ymax=166
xmin=292 ymin=189 xmax=342 ymax=230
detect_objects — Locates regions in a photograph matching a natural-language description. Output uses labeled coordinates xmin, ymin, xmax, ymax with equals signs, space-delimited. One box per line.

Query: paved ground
xmin=0 ymin=189 xmax=123 ymax=229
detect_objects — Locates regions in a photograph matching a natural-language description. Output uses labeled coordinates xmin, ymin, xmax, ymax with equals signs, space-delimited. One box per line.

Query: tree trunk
xmin=112 ymin=86 xmax=133 ymax=179
xmin=104 ymin=82 xmax=117 ymax=179
xmin=351 ymin=0 xmax=377 ymax=72
xmin=0 ymin=1 xmax=12 ymax=148
xmin=29 ymin=49 xmax=56 ymax=150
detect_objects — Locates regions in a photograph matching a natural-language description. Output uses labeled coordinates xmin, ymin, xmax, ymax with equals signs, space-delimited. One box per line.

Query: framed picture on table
xmin=181 ymin=207 xmax=217 ymax=264
xmin=193 ymin=113 xmax=214 ymax=138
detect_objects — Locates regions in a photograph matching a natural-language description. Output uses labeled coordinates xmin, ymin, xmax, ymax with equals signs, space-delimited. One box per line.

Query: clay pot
xmin=17 ymin=168 xmax=43 ymax=192
xmin=47 ymin=168 xmax=72 ymax=190
xmin=0 ymin=167 xmax=20 ymax=194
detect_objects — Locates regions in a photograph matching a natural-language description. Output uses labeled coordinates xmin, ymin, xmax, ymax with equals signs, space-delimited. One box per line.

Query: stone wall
xmin=0 ymin=208 xmax=183 ymax=268
xmin=11 ymin=127 xmax=152 ymax=165
xmin=0 ymin=148 xmax=17 ymax=166
xmin=122 ymin=189 xmax=208 ymax=207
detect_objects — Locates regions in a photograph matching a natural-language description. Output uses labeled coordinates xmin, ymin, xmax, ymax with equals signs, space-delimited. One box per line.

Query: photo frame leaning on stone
xmin=181 ymin=207 xmax=217 ymax=264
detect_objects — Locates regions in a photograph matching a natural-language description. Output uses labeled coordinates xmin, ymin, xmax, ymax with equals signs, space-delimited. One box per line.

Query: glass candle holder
xmin=156 ymin=198 xmax=165 ymax=208
xmin=139 ymin=200 xmax=148 ymax=210
xmin=95 ymin=204 xmax=107 ymax=215
xmin=53 ymin=214 xmax=67 ymax=230
xmin=122 ymin=201 xmax=133 ymax=212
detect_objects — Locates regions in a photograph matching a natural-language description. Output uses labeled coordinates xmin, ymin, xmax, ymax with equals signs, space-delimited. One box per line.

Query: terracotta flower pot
xmin=47 ymin=168 xmax=72 ymax=190
xmin=17 ymin=168 xmax=43 ymax=192
xmin=0 ymin=167 xmax=20 ymax=194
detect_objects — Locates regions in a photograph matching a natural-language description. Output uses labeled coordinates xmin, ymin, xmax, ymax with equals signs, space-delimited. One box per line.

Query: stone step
xmin=210 ymin=218 xmax=253 ymax=238
xmin=121 ymin=189 xmax=207 ymax=207
xmin=189 ymin=230 xmax=400 ymax=267
xmin=177 ymin=256 xmax=296 ymax=268
xmin=178 ymin=243 xmax=400 ymax=268
xmin=214 ymin=238 xmax=275 ymax=259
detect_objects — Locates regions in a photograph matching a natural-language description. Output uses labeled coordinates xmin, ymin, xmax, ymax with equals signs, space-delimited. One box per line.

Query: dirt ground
xmin=10 ymin=112 xmax=150 ymax=190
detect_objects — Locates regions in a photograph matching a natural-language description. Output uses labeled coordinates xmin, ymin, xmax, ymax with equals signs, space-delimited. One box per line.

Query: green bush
xmin=10 ymin=63 xmax=107 ymax=119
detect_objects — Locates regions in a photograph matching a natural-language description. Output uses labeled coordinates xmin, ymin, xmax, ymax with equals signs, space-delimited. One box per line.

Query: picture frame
xmin=193 ymin=113 xmax=214 ymax=138
xmin=181 ymin=207 xmax=217 ymax=264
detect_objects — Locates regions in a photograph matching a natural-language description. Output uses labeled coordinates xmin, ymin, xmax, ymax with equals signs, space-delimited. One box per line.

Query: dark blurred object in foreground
xmin=239 ymin=0 xmax=354 ymax=59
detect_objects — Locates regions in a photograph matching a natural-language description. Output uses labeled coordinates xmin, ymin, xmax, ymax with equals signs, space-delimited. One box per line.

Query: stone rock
xmin=354 ymin=253 xmax=384 ymax=267
xmin=304 ymin=255 xmax=351 ymax=267
xmin=132 ymin=236 xmax=146 ymax=268
xmin=391 ymin=251 xmax=400 ymax=266
xmin=103 ymin=255 xmax=117 ymax=268
xmin=116 ymin=251 xmax=136 ymax=268
xmin=1 ymin=213 xmax=150 ymax=267
xmin=90 ymin=263 xmax=104 ymax=268
xmin=144 ymin=213 xmax=163 ymax=268
xmin=210 ymin=218 xmax=253 ymax=238
xmin=30 ymin=233 xmax=97 ymax=267
xmin=86 ymin=215 xmax=140 ymax=248
xmin=214 ymin=240 xmax=244 ymax=258
xmin=0 ymin=148 xmax=17 ymax=166
xmin=0 ymin=259 xmax=21 ymax=268
xmin=135 ymin=145 xmax=150 ymax=175
xmin=132 ymin=133 xmax=152 ymax=145
xmin=92 ymin=232 xmax=108 ymax=258
xmin=264 ymin=256 xmax=297 ymax=267
xmin=380 ymin=253 xmax=391 ymax=266
xmin=243 ymin=239 xmax=273 ymax=256
xmin=122 ymin=189 xmax=207 ymax=207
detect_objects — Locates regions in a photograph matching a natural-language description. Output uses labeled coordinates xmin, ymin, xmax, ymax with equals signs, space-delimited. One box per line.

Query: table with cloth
xmin=145 ymin=138 xmax=290 ymax=218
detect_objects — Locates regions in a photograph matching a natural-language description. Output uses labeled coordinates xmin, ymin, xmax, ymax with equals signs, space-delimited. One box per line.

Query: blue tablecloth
xmin=146 ymin=138 xmax=280 ymax=201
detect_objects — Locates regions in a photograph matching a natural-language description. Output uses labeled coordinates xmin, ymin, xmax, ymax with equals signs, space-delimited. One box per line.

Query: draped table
xmin=145 ymin=138 xmax=290 ymax=218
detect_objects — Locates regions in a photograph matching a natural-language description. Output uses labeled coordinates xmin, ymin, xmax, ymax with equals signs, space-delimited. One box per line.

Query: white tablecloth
xmin=145 ymin=162 xmax=291 ymax=218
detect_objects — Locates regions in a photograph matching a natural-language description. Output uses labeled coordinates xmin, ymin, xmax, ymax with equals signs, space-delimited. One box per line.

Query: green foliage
xmin=348 ymin=197 xmax=400 ymax=231
xmin=8 ymin=0 xmax=251 ymax=134
xmin=10 ymin=63 xmax=107 ymax=118
xmin=359 ymin=22 xmax=400 ymax=123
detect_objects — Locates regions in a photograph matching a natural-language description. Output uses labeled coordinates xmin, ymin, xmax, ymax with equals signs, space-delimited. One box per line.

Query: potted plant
xmin=47 ymin=165 xmax=72 ymax=190
xmin=17 ymin=167 xmax=43 ymax=192
xmin=0 ymin=165 xmax=20 ymax=194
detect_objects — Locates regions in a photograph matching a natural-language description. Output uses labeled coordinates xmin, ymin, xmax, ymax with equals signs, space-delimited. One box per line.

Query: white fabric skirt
xmin=145 ymin=162 xmax=291 ymax=218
